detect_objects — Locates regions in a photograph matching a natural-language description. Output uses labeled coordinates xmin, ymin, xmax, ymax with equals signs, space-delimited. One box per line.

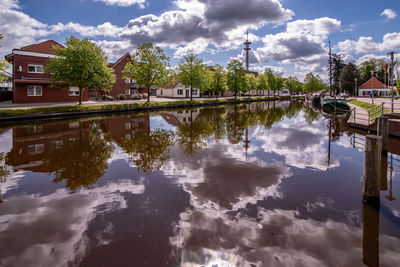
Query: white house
xmin=157 ymin=82 xmax=200 ymax=98
xmin=358 ymin=77 xmax=398 ymax=97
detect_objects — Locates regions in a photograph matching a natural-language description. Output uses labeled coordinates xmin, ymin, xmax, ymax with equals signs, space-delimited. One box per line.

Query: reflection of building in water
xmin=6 ymin=121 xmax=91 ymax=172
xmin=161 ymin=109 xmax=200 ymax=126
xmin=99 ymin=115 xmax=150 ymax=146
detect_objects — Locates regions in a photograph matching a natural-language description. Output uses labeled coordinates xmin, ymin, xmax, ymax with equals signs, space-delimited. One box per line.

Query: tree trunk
xmin=79 ymin=87 xmax=82 ymax=105
xmin=190 ymin=84 xmax=193 ymax=101
xmin=147 ymin=86 xmax=150 ymax=102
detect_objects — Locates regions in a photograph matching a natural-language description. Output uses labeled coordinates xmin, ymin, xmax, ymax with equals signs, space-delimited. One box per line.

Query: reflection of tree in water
xmin=46 ymin=122 xmax=114 ymax=193
xmin=196 ymin=107 xmax=227 ymax=142
xmin=176 ymin=110 xmax=213 ymax=154
xmin=225 ymin=105 xmax=248 ymax=144
xmin=0 ymin=152 xmax=10 ymax=203
xmin=302 ymin=105 xmax=321 ymax=124
xmin=122 ymin=128 xmax=174 ymax=173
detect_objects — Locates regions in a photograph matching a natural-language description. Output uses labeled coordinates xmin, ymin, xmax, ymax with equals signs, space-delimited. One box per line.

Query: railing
xmin=350 ymin=134 xmax=366 ymax=150
xmin=349 ymin=101 xmax=399 ymax=126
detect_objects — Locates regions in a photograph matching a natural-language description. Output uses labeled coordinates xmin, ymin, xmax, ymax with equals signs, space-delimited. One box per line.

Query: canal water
xmin=0 ymin=101 xmax=399 ymax=267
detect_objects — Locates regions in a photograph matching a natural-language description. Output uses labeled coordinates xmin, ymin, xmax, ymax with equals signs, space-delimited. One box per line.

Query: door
xmin=186 ymin=90 xmax=189 ymax=98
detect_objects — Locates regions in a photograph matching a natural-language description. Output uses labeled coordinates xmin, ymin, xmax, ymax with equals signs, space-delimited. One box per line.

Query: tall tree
xmin=45 ymin=36 xmax=115 ymax=105
xmin=332 ymin=54 xmax=345 ymax=94
xmin=284 ymin=76 xmax=301 ymax=95
xmin=265 ymin=69 xmax=278 ymax=96
xmin=124 ymin=42 xmax=170 ymax=102
xmin=203 ymin=65 xmax=227 ymax=99
xmin=226 ymin=59 xmax=247 ymax=98
xmin=359 ymin=59 xmax=377 ymax=84
xmin=246 ymin=73 xmax=257 ymax=97
xmin=303 ymin=72 xmax=323 ymax=93
xmin=339 ymin=63 xmax=360 ymax=96
xmin=275 ymin=75 xmax=284 ymax=95
xmin=257 ymin=73 xmax=268 ymax=96
xmin=0 ymin=34 xmax=10 ymax=81
xmin=177 ymin=54 xmax=204 ymax=101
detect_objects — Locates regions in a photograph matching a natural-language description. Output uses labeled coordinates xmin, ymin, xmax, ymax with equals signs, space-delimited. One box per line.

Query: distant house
xmin=156 ymin=82 xmax=200 ymax=98
xmin=98 ymin=53 xmax=146 ymax=99
xmin=358 ymin=77 xmax=398 ymax=97
xmin=5 ymin=40 xmax=89 ymax=103
xmin=0 ymin=73 xmax=12 ymax=91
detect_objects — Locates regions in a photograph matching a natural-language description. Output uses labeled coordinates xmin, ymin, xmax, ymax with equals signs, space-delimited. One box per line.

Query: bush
xmin=141 ymin=93 xmax=148 ymax=99
xmin=115 ymin=93 xmax=127 ymax=100
xmin=102 ymin=94 xmax=114 ymax=101
xmin=130 ymin=94 xmax=141 ymax=100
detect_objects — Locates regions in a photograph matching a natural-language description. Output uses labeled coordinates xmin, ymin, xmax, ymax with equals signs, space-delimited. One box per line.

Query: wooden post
xmin=377 ymin=116 xmax=389 ymax=153
xmin=363 ymin=135 xmax=382 ymax=203
xmin=353 ymin=108 xmax=356 ymax=123
xmin=362 ymin=201 xmax=380 ymax=267
xmin=381 ymin=152 xmax=388 ymax=191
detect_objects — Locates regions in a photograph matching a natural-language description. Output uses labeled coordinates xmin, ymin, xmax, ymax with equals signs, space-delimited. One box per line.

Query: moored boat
xmin=321 ymin=96 xmax=350 ymax=114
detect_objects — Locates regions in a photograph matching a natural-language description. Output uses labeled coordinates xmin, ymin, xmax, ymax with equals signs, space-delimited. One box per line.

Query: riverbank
xmin=0 ymin=95 xmax=304 ymax=125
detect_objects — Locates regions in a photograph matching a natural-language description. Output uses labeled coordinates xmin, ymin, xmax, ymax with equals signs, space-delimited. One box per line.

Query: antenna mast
xmin=328 ymin=41 xmax=332 ymax=96
xmin=244 ymin=30 xmax=251 ymax=71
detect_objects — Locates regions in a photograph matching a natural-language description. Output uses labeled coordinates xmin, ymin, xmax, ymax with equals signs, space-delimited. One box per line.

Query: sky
xmin=0 ymin=0 xmax=399 ymax=81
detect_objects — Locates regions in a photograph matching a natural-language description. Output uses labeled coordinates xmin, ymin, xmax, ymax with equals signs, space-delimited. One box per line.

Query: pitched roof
xmin=20 ymin=40 xmax=64 ymax=54
xmin=359 ymin=77 xmax=389 ymax=89
xmin=109 ymin=52 xmax=132 ymax=68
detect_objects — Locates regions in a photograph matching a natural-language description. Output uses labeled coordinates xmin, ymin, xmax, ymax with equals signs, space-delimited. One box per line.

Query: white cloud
xmin=95 ymin=40 xmax=134 ymax=60
xmin=50 ymin=22 xmax=124 ymax=37
xmin=338 ymin=32 xmax=400 ymax=55
xmin=381 ymin=9 xmax=397 ymax=19
xmin=94 ymin=0 xmax=146 ymax=8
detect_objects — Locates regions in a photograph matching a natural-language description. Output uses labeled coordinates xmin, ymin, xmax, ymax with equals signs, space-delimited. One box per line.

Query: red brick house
xmin=5 ymin=40 xmax=89 ymax=103
xmin=104 ymin=52 xmax=146 ymax=98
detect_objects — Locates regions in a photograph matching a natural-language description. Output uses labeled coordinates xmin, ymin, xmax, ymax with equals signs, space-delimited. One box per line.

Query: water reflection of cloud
xmin=162 ymin=141 xmax=291 ymax=211
xmin=170 ymin=207 xmax=400 ymax=266
xmin=0 ymin=179 xmax=145 ymax=267
xmin=0 ymin=129 xmax=12 ymax=154
xmin=256 ymin=116 xmax=340 ymax=171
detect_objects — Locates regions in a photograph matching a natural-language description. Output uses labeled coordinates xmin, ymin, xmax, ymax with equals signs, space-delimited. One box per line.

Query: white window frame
xmin=27 ymin=85 xmax=42 ymax=96
xmin=27 ymin=64 xmax=44 ymax=73
xmin=125 ymin=89 xmax=131 ymax=95
xmin=68 ymin=87 xmax=80 ymax=96
xmin=28 ymin=144 xmax=45 ymax=155
xmin=177 ymin=89 xmax=183 ymax=95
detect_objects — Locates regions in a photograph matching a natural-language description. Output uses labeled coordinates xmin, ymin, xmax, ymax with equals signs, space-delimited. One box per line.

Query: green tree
xmin=46 ymin=122 xmax=114 ymax=193
xmin=122 ymin=128 xmax=174 ymax=173
xmin=45 ymin=36 xmax=115 ymax=105
xmin=275 ymin=75 xmax=284 ymax=95
xmin=257 ymin=74 xmax=268 ymax=96
xmin=177 ymin=54 xmax=204 ymax=101
xmin=284 ymin=76 xmax=301 ymax=95
xmin=339 ymin=63 xmax=360 ymax=96
xmin=359 ymin=59 xmax=377 ymax=84
xmin=303 ymin=72 xmax=323 ymax=93
xmin=246 ymin=73 xmax=257 ymax=97
xmin=124 ymin=42 xmax=170 ymax=102
xmin=265 ymin=69 xmax=277 ymax=96
xmin=211 ymin=64 xmax=227 ymax=99
xmin=226 ymin=59 xmax=247 ymax=98
xmin=0 ymin=34 xmax=10 ymax=81
xmin=332 ymin=54 xmax=345 ymax=94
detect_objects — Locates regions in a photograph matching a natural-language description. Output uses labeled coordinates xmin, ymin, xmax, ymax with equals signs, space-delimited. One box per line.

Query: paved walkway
xmin=0 ymin=96 xmax=244 ymax=109
xmin=350 ymin=97 xmax=400 ymax=111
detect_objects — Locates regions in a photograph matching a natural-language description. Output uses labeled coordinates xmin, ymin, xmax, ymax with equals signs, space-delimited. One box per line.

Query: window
xmin=125 ymin=89 xmax=131 ymax=95
xmin=125 ymin=78 xmax=131 ymax=83
xmin=28 ymin=144 xmax=44 ymax=155
xmin=68 ymin=87 xmax=80 ymax=96
xmin=28 ymin=124 xmax=43 ymax=133
xmin=69 ymin=122 xmax=80 ymax=128
xmin=177 ymin=89 xmax=183 ymax=95
xmin=193 ymin=90 xmax=198 ymax=95
xmin=27 ymin=85 xmax=42 ymax=96
xmin=125 ymin=122 xmax=131 ymax=130
xmin=28 ymin=65 xmax=44 ymax=73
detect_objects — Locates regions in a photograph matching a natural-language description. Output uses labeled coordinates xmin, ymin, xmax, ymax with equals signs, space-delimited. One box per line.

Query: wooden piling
xmin=377 ymin=116 xmax=389 ymax=153
xmin=362 ymin=201 xmax=380 ymax=267
xmin=380 ymin=152 xmax=388 ymax=191
xmin=363 ymin=135 xmax=382 ymax=203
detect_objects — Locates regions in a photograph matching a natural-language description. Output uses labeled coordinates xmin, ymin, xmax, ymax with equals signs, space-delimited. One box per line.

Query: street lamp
xmin=355 ymin=77 xmax=358 ymax=97
xmin=371 ymin=70 xmax=375 ymax=104
xmin=388 ymin=51 xmax=397 ymax=113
